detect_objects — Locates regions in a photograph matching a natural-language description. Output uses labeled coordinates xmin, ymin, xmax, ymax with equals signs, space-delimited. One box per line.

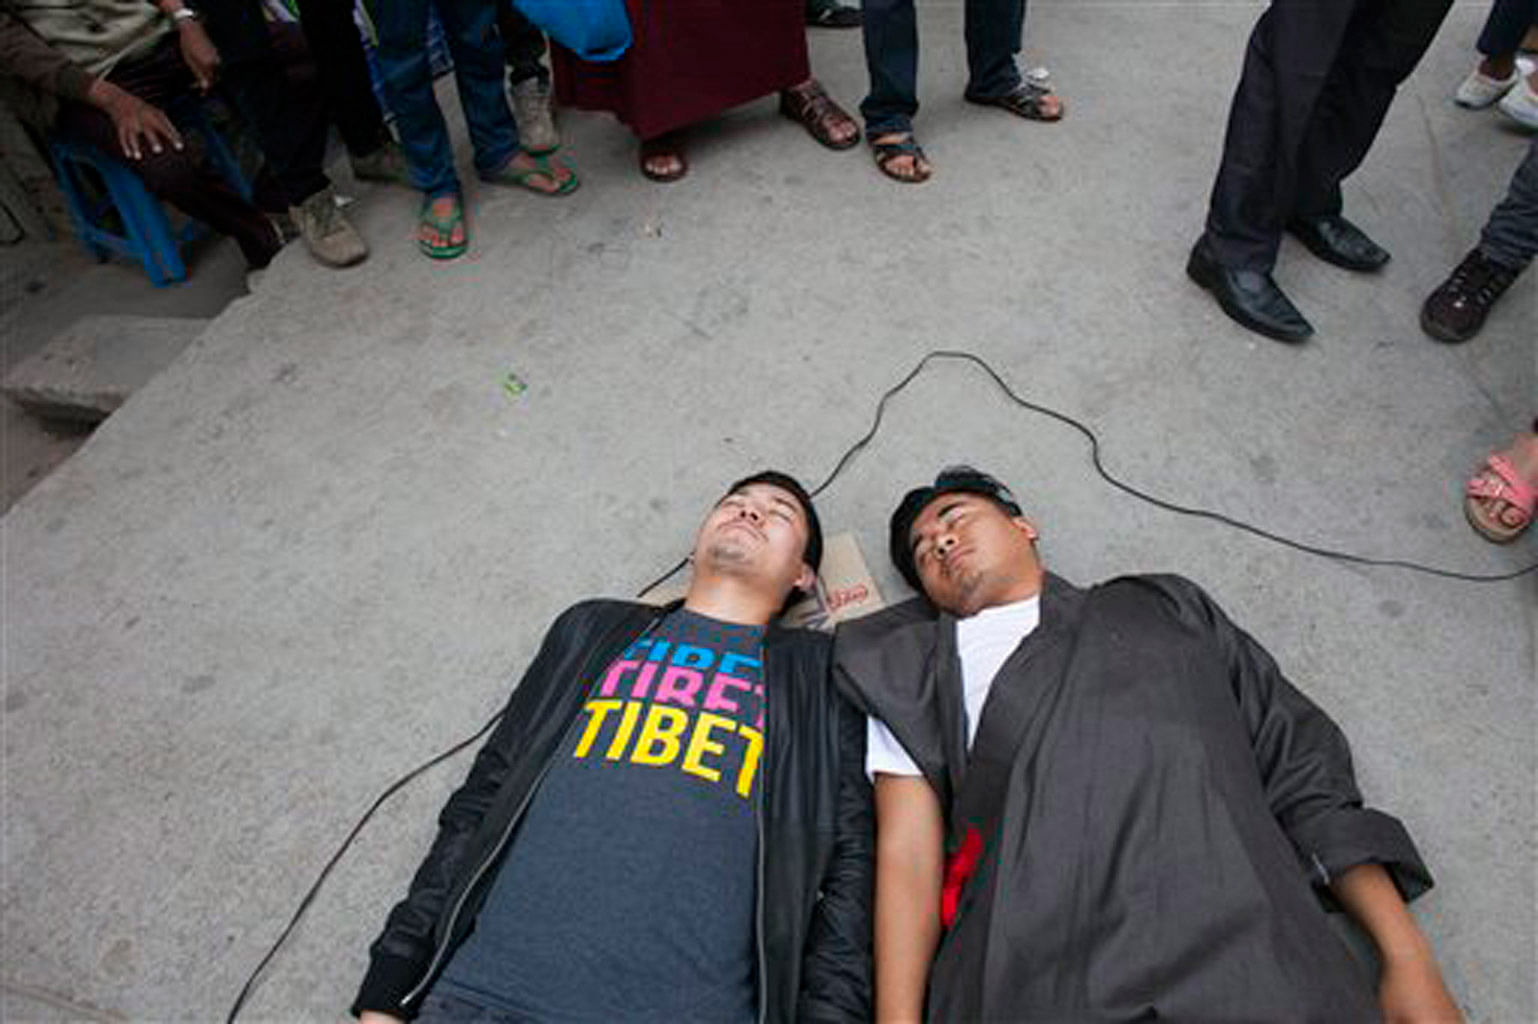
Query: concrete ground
xmin=3 ymin=3 xmax=1535 ymax=1021
xmin=0 ymin=234 xmax=247 ymax=512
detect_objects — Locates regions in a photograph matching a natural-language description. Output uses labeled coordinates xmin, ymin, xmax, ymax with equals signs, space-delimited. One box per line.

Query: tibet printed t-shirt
xmin=435 ymin=608 xmax=766 ymax=1022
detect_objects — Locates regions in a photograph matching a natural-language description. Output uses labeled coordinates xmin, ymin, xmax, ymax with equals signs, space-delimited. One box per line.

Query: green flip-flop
xmin=482 ymin=151 xmax=580 ymax=196
xmin=417 ymin=194 xmax=467 ymax=260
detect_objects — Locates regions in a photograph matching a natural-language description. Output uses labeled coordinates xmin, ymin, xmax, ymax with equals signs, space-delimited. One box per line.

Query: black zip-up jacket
xmin=352 ymin=598 xmax=873 ymax=1022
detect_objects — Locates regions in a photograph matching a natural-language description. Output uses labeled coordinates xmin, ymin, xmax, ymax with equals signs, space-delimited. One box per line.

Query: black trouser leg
xmin=63 ymin=39 xmax=278 ymax=266
xmin=1292 ymin=0 xmax=1454 ymax=218
xmin=198 ymin=0 xmax=331 ymax=206
xmin=1476 ymin=0 xmax=1538 ymax=58
xmin=962 ymin=0 xmax=1024 ymax=99
xmin=293 ymin=0 xmax=391 ymax=156
xmin=496 ymin=1 xmax=548 ymax=86
xmin=1202 ymin=0 xmax=1360 ymax=270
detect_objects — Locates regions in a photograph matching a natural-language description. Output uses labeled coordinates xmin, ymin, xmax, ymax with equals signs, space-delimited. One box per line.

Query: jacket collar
xmin=932 ymin=571 xmax=1086 ymax=802
xmin=657 ymin=596 xmax=805 ymax=648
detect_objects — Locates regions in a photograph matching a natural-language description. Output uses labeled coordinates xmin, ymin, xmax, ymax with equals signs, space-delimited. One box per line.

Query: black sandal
xmin=870 ymin=133 xmax=932 ymax=184
xmin=639 ymin=134 xmax=687 ymax=183
xmin=966 ymin=79 xmax=1064 ymax=122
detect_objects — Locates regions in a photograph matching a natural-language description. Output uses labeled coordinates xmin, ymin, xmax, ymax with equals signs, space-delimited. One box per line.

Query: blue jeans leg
xmin=371 ymin=0 xmax=460 ymax=197
xmin=434 ymin=0 xmax=520 ymax=178
xmin=860 ymin=0 xmax=919 ymax=135
xmin=1480 ymin=137 xmax=1538 ymax=271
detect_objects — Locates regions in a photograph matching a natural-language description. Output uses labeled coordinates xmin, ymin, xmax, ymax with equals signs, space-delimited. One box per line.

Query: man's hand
xmin=357 ymin=1013 xmax=405 ymax=1024
xmin=175 ymin=19 xmax=220 ymax=91
xmin=1379 ymin=951 xmax=1463 ymax=1024
xmin=84 ymin=78 xmax=183 ymax=160
xmin=1330 ymin=864 xmax=1463 ymax=1024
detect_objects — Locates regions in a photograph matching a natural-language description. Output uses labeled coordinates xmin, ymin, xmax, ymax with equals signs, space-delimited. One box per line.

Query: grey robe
xmin=835 ymin=573 xmax=1431 ymax=1024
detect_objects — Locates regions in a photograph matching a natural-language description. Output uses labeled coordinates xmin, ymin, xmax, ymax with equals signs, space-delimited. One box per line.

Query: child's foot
xmin=1465 ymin=425 xmax=1538 ymax=543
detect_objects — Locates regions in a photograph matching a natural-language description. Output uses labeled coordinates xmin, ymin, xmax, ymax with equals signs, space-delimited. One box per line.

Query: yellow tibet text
xmin=573 ymin=699 xmax=762 ymax=797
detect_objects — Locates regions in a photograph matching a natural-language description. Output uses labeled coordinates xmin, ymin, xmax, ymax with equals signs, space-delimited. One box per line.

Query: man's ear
xmin=1012 ymin=516 xmax=1039 ymax=542
xmin=794 ymin=564 xmax=817 ymax=594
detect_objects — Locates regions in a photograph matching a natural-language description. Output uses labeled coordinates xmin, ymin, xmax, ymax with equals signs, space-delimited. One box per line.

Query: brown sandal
xmin=639 ymin=134 xmax=687 ymax=182
xmin=779 ymin=81 xmax=860 ymax=151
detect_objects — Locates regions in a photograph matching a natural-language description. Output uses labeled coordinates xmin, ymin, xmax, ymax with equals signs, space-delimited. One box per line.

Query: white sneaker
xmin=1454 ymin=67 xmax=1518 ymax=108
xmin=289 ymin=186 xmax=369 ymax=268
xmin=1497 ymin=77 xmax=1538 ymax=130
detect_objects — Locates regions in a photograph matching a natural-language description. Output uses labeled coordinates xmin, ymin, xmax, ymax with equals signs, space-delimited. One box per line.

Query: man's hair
xmin=724 ymin=470 xmax=824 ymax=574
xmin=888 ymin=465 xmax=1024 ymax=592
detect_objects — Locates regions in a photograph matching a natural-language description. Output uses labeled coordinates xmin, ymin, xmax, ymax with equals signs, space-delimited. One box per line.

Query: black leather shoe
xmin=1186 ymin=240 xmax=1314 ymax=343
xmin=1286 ymin=214 xmax=1390 ymax=272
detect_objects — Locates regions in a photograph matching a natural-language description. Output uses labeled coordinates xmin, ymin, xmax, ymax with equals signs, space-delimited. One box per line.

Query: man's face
xmin=693 ymin=483 xmax=816 ymax=597
xmin=909 ymin=493 xmax=1041 ymax=616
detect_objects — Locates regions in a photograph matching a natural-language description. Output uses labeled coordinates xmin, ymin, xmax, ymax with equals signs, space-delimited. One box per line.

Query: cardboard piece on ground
xmin=641 ymin=531 xmax=886 ymax=630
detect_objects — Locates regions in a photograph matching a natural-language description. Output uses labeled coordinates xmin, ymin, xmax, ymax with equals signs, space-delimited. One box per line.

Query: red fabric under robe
xmin=552 ymin=0 xmax=810 ymax=140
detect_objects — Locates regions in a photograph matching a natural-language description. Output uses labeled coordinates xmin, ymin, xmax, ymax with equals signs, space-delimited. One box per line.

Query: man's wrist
xmin=1378 ymin=933 xmax=1436 ymax=966
xmin=158 ymin=2 xmax=199 ymax=25
xmin=85 ymin=76 xmax=123 ymax=106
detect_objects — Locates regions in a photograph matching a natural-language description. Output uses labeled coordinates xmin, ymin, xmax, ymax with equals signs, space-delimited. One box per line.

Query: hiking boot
xmin=289 ymin=186 xmax=368 ymax=268
xmin=511 ymin=78 xmax=559 ymax=153
xmin=350 ymin=139 xmax=409 ymax=185
xmin=1420 ymin=248 xmax=1522 ymax=343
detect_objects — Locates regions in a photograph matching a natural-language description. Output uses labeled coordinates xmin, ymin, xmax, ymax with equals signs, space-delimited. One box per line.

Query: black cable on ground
xmin=228 ymin=348 xmax=1534 ymax=1020
xmin=224 ymin=711 xmax=502 ymax=1023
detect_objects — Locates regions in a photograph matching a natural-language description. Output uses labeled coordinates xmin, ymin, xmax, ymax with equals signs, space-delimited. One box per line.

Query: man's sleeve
xmin=866 ymin=714 xmax=922 ymax=780
xmin=0 ymin=11 xmax=95 ymax=101
xmin=350 ymin=604 xmax=586 ymax=1019
xmin=796 ymin=691 xmax=874 ymax=1023
xmin=1168 ymin=576 xmax=1433 ymax=906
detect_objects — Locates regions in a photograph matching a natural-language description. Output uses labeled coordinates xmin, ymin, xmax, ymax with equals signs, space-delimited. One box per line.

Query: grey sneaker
xmin=511 ymin=77 xmax=559 ymax=153
xmin=289 ymin=186 xmax=368 ymax=268
xmin=350 ymin=138 xmax=410 ymax=185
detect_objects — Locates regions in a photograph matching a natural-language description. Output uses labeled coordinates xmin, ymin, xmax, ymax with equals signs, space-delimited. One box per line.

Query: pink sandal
xmin=1465 ymin=452 xmax=1536 ymax=543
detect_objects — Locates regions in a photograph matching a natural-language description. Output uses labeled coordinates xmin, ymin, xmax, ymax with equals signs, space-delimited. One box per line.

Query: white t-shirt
xmin=866 ymin=595 xmax=1041 ymax=779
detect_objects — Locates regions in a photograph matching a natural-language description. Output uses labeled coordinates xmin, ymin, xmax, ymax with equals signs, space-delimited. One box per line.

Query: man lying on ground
xmin=837 ymin=465 xmax=1461 ymax=1024
xmin=354 ymin=472 xmax=871 ymax=1023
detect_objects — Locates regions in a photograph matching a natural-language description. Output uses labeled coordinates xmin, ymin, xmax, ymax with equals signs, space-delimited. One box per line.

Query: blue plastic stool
xmin=48 ymin=101 xmax=252 ymax=287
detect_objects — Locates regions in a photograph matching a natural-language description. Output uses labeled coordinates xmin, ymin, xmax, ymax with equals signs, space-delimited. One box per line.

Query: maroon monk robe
xmin=551 ymin=0 xmax=810 ymax=141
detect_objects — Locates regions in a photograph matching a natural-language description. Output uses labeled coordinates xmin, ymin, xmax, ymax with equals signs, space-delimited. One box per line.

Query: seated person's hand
xmin=175 ymin=18 xmax=220 ymax=92
xmin=85 ymin=79 xmax=183 ymax=160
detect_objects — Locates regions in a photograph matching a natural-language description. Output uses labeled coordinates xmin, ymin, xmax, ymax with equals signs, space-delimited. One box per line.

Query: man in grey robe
xmin=834 ymin=465 xmax=1461 ymax=1023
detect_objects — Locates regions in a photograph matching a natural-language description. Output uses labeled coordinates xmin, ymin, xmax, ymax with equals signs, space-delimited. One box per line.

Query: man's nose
xmin=936 ymin=532 xmax=956 ymax=553
xmin=739 ymin=505 xmax=762 ymax=523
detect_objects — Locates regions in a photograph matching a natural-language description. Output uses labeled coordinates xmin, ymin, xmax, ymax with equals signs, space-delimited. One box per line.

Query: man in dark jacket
xmin=836 ymin=465 xmax=1461 ymax=1023
xmin=354 ymin=471 xmax=872 ymax=1023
